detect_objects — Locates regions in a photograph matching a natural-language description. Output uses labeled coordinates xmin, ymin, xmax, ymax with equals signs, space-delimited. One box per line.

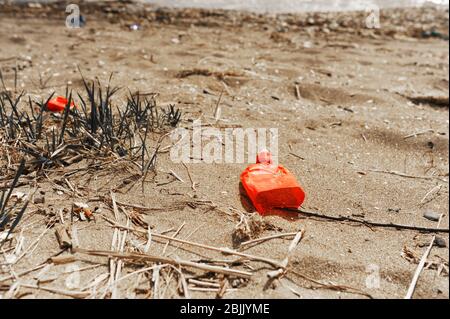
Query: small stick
xmin=405 ymin=214 xmax=443 ymax=299
xmin=55 ymin=225 xmax=71 ymax=249
xmin=182 ymin=162 xmax=196 ymax=191
xmin=13 ymin=226 xmax=50 ymax=265
xmin=106 ymin=226 xmax=119 ymax=298
xmin=110 ymin=191 xmax=120 ymax=221
xmin=289 ymin=269 xmax=373 ymax=298
xmin=98 ymin=196 xmax=167 ymax=211
xmin=283 ymin=208 xmax=450 ymax=234
xmin=58 ymin=209 xmax=65 ymax=224
xmin=167 ymin=223 xmax=202 ymax=257
xmin=404 ymin=129 xmax=434 ymax=139
xmin=0 ymin=68 xmax=7 ymax=92
xmin=179 ymin=270 xmax=191 ymax=299
xmin=152 ymin=265 xmax=161 ymax=299
xmin=35 ymin=264 xmax=52 ymax=281
xmin=71 ymin=225 xmax=79 ymax=248
xmin=0 ymin=263 xmax=46 ymax=283
xmin=289 ymin=152 xmax=305 ymax=160
xmin=73 ymin=248 xmax=253 ymax=278
xmin=419 ymin=185 xmax=442 ymax=206
xmin=216 ymin=278 xmax=229 ymax=299
xmin=113 ymin=218 xmax=129 ymax=298
xmin=103 ymin=217 xmax=283 ymax=267
xmin=49 ymin=255 xmax=77 ymax=265
xmin=82 ymin=273 xmax=109 ymax=294
xmin=162 ymin=222 xmax=185 ymax=255
xmin=169 ymin=169 xmax=185 ymax=183
xmin=143 ymin=226 xmax=152 ymax=253
xmin=240 ymin=232 xmax=298 ymax=248
xmin=113 ymin=264 xmax=166 ymax=285
xmin=267 ymin=230 xmax=304 ymax=279
xmin=189 ymin=287 xmax=237 ymax=293
xmin=214 ymin=90 xmax=224 ymax=122
xmin=369 ymin=169 xmax=447 ymax=182
xmin=20 ymin=283 xmax=90 ymax=298
xmin=294 ymin=84 xmax=301 ymax=100
xmin=283 ymin=282 xmax=302 ymax=298
xmin=188 ymin=278 xmax=221 ymax=288
xmin=168 ymin=265 xmax=191 ymax=298
xmin=0 ymin=57 xmax=19 ymax=62
xmin=63 ymin=264 xmax=103 ymax=274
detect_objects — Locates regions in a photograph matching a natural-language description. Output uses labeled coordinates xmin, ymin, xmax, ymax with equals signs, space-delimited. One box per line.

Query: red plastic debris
xmin=240 ymin=150 xmax=305 ymax=215
xmin=46 ymin=96 xmax=76 ymax=113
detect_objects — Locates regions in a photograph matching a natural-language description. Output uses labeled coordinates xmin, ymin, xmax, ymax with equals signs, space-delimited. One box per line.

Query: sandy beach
xmin=0 ymin=1 xmax=448 ymax=299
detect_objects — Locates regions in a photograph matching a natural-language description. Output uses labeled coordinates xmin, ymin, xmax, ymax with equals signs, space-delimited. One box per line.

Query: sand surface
xmin=0 ymin=1 xmax=448 ymax=299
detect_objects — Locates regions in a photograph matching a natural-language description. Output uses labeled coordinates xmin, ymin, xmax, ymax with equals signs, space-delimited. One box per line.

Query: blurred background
xmin=143 ymin=0 xmax=450 ymax=12
xmin=6 ymin=0 xmax=450 ymax=13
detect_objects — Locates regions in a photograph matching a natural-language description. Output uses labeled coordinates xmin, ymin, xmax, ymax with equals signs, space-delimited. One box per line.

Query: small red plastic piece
xmin=46 ymin=96 xmax=76 ymax=113
xmin=240 ymin=150 xmax=305 ymax=215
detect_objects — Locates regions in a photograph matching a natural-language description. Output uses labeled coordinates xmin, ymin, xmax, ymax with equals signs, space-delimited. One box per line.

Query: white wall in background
xmin=143 ymin=0 xmax=449 ymax=13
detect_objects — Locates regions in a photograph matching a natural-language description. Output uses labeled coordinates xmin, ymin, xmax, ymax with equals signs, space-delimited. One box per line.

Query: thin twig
xmin=168 ymin=265 xmax=191 ymax=298
xmin=73 ymin=248 xmax=252 ymax=278
xmin=182 ymin=162 xmax=196 ymax=191
xmin=240 ymin=232 xmax=298 ymax=248
xmin=162 ymin=222 xmax=185 ymax=255
xmin=267 ymin=230 xmax=304 ymax=279
xmin=214 ymin=90 xmax=224 ymax=122
xmin=20 ymin=283 xmax=90 ymax=298
xmin=166 ymin=223 xmax=202 ymax=257
xmin=0 ymin=263 xmax=46 ymax=283
xmin=369 ymin=169 xmax=448 ymax=182
xmin=403 ymin=129 xmax=434 ymax=139
xmin=289 ymin=270 xmax=373 ymax=298
xmin=295 ymin=84 xmax=301 ymax=100
xmin=283 ymin=208 xmax=450 ymax=234
xmin=110 ymin=191 xmax=120 ymax=221
xmin=419 ymin=185 xmax=442 ymax=206
xmin=13 ymin=226 xmax=50 ymax=265
xmin=102 ymin=217 xmax=283 ymax=268
xmin=405 ymin=214 xmax=444 ymax=299
xmin=188 ymin=286 xmax=237 ymax=293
